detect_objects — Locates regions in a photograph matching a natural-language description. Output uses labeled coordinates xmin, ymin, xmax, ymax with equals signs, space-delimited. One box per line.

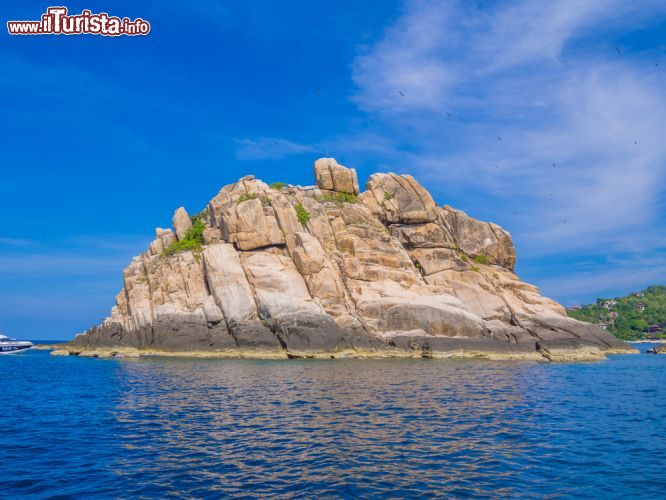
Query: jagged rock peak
xmin=172 ymin=207 xmax=192 ymax=241
xmin=61 ymin=157 xmax=636 ymax=361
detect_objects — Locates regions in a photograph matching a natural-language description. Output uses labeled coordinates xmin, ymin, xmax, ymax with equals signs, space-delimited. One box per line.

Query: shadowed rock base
xmin=56 ymin=322 xmax=636 ymax=362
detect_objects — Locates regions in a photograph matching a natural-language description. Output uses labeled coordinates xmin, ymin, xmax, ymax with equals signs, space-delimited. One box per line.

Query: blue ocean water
xmin=1 ymin=345 xmax=665 ymax=498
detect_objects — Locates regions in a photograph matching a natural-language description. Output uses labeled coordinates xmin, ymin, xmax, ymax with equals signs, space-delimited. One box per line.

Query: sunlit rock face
xmin=66 ymin=158 xmax=634 ymax=360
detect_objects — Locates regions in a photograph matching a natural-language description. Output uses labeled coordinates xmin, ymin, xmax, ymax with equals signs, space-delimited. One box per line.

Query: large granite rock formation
xmin=61 ymin=158 xmax=636 ymax=360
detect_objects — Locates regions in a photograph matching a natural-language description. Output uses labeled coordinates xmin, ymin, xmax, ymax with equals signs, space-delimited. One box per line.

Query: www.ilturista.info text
xmin=7 ymin=7 xmax=151 ymax=36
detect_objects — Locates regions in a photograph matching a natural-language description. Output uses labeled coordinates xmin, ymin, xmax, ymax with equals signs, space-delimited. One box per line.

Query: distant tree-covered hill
xmin=567 ymin=286 xmax=666 ymax=340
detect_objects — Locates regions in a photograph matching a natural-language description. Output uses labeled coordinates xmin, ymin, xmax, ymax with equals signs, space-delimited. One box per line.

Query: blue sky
xmin=1 ymin=0 xmax=665 ymax=340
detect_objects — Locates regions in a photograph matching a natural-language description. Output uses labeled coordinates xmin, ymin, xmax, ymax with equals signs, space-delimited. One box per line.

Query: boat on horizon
xmin=0 ymin=335 xmax=33 ymax=354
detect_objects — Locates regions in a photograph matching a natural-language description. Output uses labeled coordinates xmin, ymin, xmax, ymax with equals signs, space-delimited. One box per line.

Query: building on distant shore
xmin=636 ymin=302 xmax=646 ymax=312
xmin=631 ymin=291 xmax=645 ymax=298
xmin=569 ymin=305 xmax=582 ymax=311
xmin=596 ymin=322 xmax=609 ymax=330
xmin=647 ymin=324 xmax=662 ymax=335
xmin=601 ymin=300 xmax=617 ymax=309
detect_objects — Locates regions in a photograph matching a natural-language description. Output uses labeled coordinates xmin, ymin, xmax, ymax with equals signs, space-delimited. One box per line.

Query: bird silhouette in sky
xmin=497 ymin=136 xmax=502 ymax=142
xmin=399 ymin=91 xmax=406 ymax=96
xmin=616 ymin=47 xmax=621 ymax=55
xmin=446 ymin=112 xmax=452 ymax=118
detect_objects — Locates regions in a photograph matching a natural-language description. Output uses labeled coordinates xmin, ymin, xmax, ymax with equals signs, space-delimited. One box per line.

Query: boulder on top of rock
xmin=172 ymin=207 xmax=192 ymax=241
xmin=314 ymin=158 xmax=360 ymax=194
xmin=220 ymin=198 xmax=284 ymax=251
xmin=156 ymin=227 xmax=176 ymax=246
xmin=148 ymin=227 xmax=175 ymax=255
xmin=363 ymin=173 xmax=439 ymax=224
xmin=439 ymin=206 xmax=516 ymax=269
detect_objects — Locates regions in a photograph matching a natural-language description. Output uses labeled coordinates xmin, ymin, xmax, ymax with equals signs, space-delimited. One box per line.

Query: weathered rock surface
xmin=172 ymin=207 xmax=192 ymax=241
xmin=63 ymin=158 xmax=636 ymax=361
xmin=314 ymin=158 xmax=360 ymax=194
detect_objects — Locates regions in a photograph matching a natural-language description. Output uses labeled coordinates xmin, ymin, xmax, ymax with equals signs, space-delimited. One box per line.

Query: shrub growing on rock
xmin=269 ymin=182 xmax=286 ymax=190
xmin=237 ymin=193 xmax=258 ymax=204
xmin=473 ymin=254 xmax=491 ymax=265
xmin=320 ymin=192 xmax=356 ymax=204
xmin=163 ymin=218 xmax=205 ymax=256
xmin=294 ymin=203 xmax=310 ymax=225
xmin=337 ymin=192 xmax=356 ymax=204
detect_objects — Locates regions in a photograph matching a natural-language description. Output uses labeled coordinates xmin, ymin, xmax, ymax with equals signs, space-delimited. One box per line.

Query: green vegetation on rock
xmin=269 ymin=182 xmax=286 ymax=190
xmin=191 ymin=209 xmax=207 ymax=225
xmin=163 ymin=216 xmax=205 ymax=256
xmin=322 ymin=192 xmax=357 ymax=204
xmin=567 ymin=285 xmax=666 ymax=340
xmin=237 ymin=193 xmax=258 ymax=204
xmin=294 ymin=202 xmax=310 ymax=225
xmin=473 ymin=254 xmax=491 ymax=265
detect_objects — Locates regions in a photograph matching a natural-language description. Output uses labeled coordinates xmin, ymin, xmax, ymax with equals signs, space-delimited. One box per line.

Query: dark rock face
xmin=63 ymin=158 xmax=636 ymax=360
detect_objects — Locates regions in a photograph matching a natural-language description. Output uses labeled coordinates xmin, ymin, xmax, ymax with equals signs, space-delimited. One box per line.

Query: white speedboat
xmin=0 ymin=335 xmax=33 ymax=354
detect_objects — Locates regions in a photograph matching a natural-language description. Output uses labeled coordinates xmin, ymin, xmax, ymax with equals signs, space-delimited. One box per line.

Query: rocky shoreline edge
xmin=49 ymin=342 xmax=638 ymax=362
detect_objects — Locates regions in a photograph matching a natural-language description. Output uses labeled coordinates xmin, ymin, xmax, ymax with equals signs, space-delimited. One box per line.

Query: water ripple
xmin=1 ymin=350 xmax=665 ymax=498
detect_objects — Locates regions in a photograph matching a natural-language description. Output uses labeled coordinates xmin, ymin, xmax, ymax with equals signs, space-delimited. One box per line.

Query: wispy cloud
xmin=346 ymin=0 xmax=666 ymax=300
xmin=235 ymin=137 xmax=317 ymax=160
xmin=0 ymin=254 xmax=128 ymax=276
xmin=0 ymin=237 xmax=34 ymax=247
xmin=536 ymin=252 xmax=666 ymax=304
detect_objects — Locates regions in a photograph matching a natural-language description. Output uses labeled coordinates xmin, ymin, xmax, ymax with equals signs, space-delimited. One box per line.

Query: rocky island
xmin=56 ymin=158 xmax=636 ymax=361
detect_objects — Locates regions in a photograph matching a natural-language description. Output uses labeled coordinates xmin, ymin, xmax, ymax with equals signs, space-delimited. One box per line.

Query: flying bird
xmin=446 ymin=112 xmax=452 ymax=118
xmin=497 ymin=136 xmax=502 ymax=142
xmin=616 ymin=47 xmax=621 ymax=55
xmin=553 ymin=162 xmax=557 ymax=167
xmin=399 ymin=91 xmax=406 ymax=97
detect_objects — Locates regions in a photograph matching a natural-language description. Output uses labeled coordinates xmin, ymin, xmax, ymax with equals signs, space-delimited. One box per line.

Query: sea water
xmin=1 ymin=345 xmax=665 ymax=498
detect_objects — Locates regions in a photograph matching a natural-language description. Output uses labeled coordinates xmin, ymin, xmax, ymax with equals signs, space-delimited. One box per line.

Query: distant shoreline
xmin=628 ymin=339 xmax=666 ymax=344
